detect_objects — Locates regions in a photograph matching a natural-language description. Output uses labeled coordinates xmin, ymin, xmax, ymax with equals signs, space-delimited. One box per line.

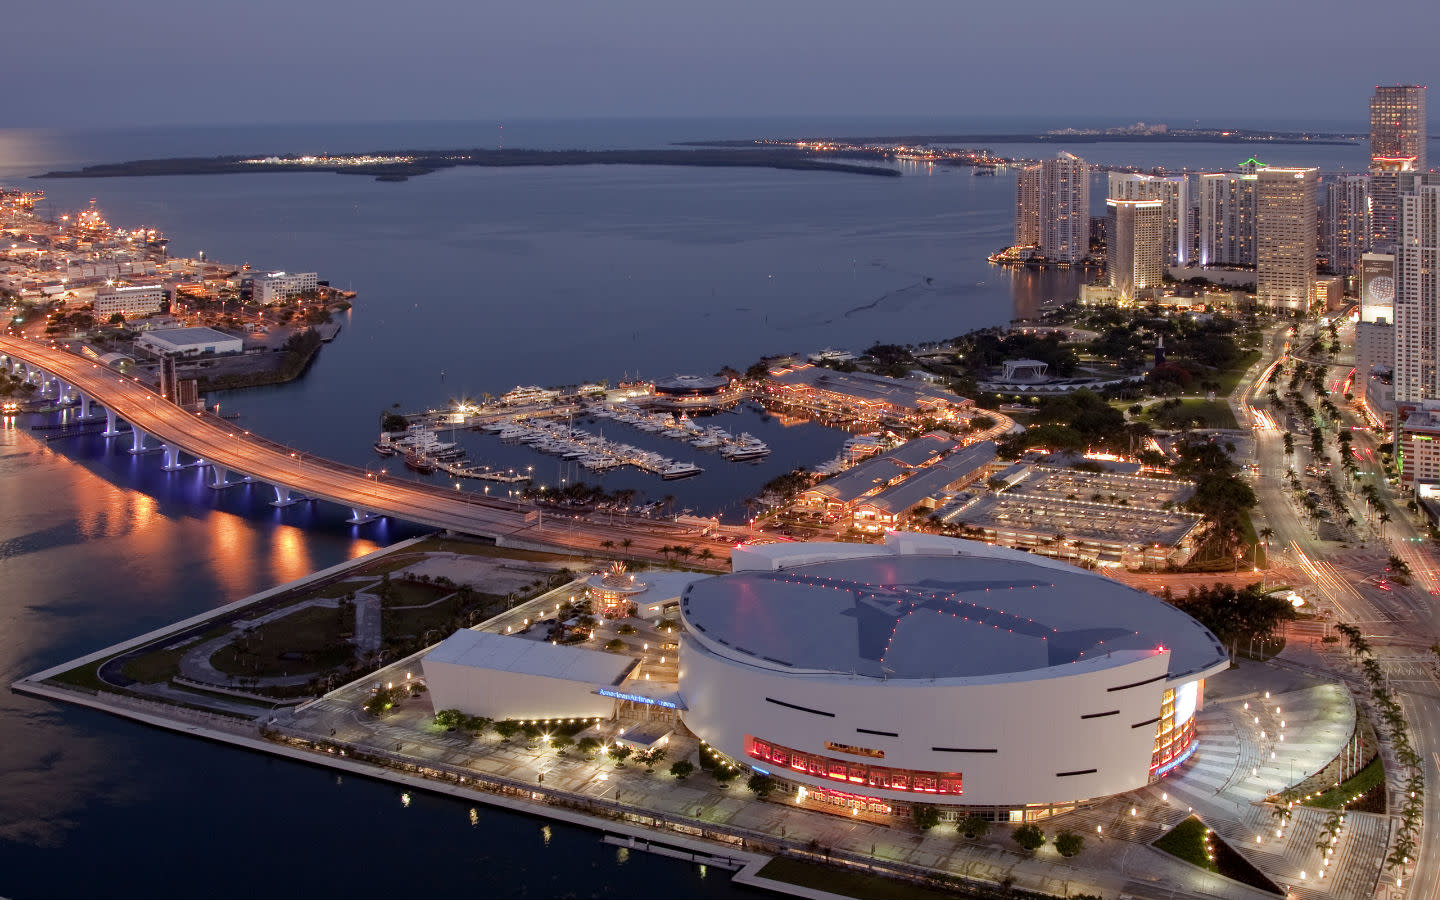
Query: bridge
xmin=0 ymin=335 xmax=734 ymax=567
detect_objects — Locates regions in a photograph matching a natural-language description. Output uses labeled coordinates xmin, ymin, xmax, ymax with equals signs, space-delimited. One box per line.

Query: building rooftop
xmin=808 ymin=457 xmax=907 ymax=503
xmin=859 ymin=442 xmax=997 ymax=515
xmin=682 ymin=542 xmax=1226 ymax=682
xmin=139 ymin=326 xmax=240 ymax=346
xmin=654 ymin=373 xmax=730 ymax=392
xmin=770 ymin=365 xmax=969 ymax=411
xmin=426 ymin=629 xmax=636 ymax=686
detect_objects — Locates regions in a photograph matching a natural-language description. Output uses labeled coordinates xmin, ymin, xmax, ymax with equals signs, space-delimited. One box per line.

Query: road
xmin=0 ymin=335 xmax=735 ymax=568
xmin=1230 ymin=319 xmax=1440 ymax=899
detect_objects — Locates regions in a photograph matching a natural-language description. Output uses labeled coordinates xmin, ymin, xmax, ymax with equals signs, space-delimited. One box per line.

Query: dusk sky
xmin=11 ymin=0 xmax=1440 ymax=128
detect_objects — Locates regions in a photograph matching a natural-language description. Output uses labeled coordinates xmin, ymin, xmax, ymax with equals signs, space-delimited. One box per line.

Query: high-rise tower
xmin=1038 ymin=152 xmax=1090 ymax=264
xmin=1371 ymin=85 xmax=1427 ymax=250
xmin=1254 ymin=167 xmax=1318 ymax=313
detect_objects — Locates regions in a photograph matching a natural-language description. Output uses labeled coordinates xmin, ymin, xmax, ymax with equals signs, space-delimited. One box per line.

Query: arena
xmin=677 ymin=534 xmax=1229 ymax=815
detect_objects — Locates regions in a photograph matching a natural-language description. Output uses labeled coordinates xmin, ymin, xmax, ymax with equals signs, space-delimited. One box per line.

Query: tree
xmin=434 ymin=708 xmax=464 ymax=729
xmin=1012 ymin=823 xmax=1046 ymax=852
xmin=958 ymin=814 xmax=991 ymax=839
xmin=607 ymin=745 xmax=633 ymax=765
xmin=494 ymin=720 xmax=521 ymax=740
xmin=1054 ymin=830 xmax=1085 ymax=857
xmin=911 ymin=803 xmax=941 ymax=831
xmin=747 ymin=773 xmax=774 ymax=798
xmin=549 ymin=734 xmax=574 ymax=751
xmin=577 ymin=736 xmax=602 ymax=756
xmin=669 ymin=759 xmax=695 ymax=779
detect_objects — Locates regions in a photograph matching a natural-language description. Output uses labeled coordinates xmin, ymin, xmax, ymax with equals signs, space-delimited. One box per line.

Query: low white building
xmin=252 ymin=271 xmax=318 ymax=305
xmin=422 ymin=629 xmax=637 ymax=722
xmin=95 ymin=284 xmax=168 ymax=319
xmin=136 ymin=327 xmax=243 ymax=357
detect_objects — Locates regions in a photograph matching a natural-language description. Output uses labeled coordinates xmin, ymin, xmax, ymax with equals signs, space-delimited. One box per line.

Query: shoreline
xmin=34 ymin=148 xmax=902 ymax=182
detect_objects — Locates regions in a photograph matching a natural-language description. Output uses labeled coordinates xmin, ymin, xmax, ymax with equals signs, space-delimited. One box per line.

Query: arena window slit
xmin=857 ymin=727 xmax=899 ymax=738
xmin=1106 ymin=673 xmax=1167 ymax=692
xmin=1131 ymin=716 xmax=1162 ymax=729
xmin=1056 ymin=768 xmax=1098 ymax=777
xmin=765 ymin=697 xmax=836 ymax=718
xmin=1080 ymin=710 xmax=1120 ymax=719
xmin=932 ymin=747 xmax=998 ymax=753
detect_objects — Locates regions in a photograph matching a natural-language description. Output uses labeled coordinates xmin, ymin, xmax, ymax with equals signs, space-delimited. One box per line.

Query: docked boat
xmin=722 ymin=433 xmax=771 ymax=461
xmin=661 ymin=461 xmax=703 ymax=480
xmin=373 ymin=433 xmax=398 ymax=456
xmin=403 ymin=451 xmax=438 ymax=474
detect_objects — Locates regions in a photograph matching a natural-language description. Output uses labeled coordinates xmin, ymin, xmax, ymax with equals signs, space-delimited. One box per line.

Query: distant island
xmin=682 ymin=127 xmax=1363 ymax=148
xmin=35 ymin=148 xmax=901 ymax=182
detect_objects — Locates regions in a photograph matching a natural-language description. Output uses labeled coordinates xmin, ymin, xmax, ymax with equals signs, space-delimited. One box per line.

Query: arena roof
xmin=681 ymin=547 xmax=1226 ymax=682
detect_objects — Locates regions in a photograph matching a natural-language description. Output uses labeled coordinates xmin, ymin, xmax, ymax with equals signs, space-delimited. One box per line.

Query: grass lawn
xmin=1213 ymin=349 xmax=1263 ymax=397
xmin=48 ymin=659 xmax=108 ymax=692
xmin=1308 ymin=756 xmax=1386 ymax=811
xmin=756 ymin=857 xmax=966 ymax=900
xmin=1154 ymin=816 xmax=1282 ymax=895
xmin=1153 ymin=816 xmax=1213 ymax=870
xmin=1145 ymin=399 xmax=1239 ymax=430
xmin=121 ymin=645 xmax=191 ymax=683
xmin=408 ymin=535 xmax=575 ymax=563
xmin=210 ymin=604 xmax=353 ymax=678
xmin=304 ymin=579 xmax=377 ymax=600
xmin=387 ymin=580 xmax=452 ymax=607
xmin=384 ymin=592 xmax=507 ymax=638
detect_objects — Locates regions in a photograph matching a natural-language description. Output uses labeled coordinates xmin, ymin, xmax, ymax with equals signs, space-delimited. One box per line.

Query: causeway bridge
xmin=0 ymin=335 xmax=733 ymax=566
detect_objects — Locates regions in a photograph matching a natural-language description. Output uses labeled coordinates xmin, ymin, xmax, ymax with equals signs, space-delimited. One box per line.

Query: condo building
xmin=1039 ymin=152 xmax=1091 ymax=264
xmin=1254 ymin=167 xmax=1318 ymax=313
xmin=1197 ymin=167 xmax=1258 ymax=267
xmin=1106 ymin=198 xmax=1165 ymax=300
xmin=1320 ymin=175 xmax=1371 ymax=275
xmin=1107 ymin=173 xmax=1191 ymax=266
xmin=1394 ymin=175 xmax=1440 ymax=405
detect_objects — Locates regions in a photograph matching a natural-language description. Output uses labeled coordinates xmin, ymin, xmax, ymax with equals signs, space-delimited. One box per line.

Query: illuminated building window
xmin=1150 ymin=686 xmax=1196 ymax=776
xmin=746 ymin=735 xmax=963 ymax=795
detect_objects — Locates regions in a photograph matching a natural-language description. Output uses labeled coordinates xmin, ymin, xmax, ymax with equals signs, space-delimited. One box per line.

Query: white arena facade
xmin=677 ymin=534 xmax=1229 ymax=816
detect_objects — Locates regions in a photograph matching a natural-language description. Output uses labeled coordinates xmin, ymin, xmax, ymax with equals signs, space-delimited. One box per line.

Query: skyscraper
xmin=1393 ymin=174 xmax=1440 ymax=404
xmin=1197 ymin=165 xmax=1259 ymax=267
xmin=1107 ymin=173 xmax=1191 ymax=266
xmin=1038 ymin=152 xmax=1090 ymax=264
xmin=1320 ymin=175 xmax=1371 ymax=275
xmin=1015 ymin=164 xmax=1042 ymax=246
xmin=1254 ymin=167 xmax=1318 ymax=313
xmin=1371 ymin=84 xmax=1428 ymax=170
xmin=1106 ymin=199 xmax=1164 ymax=300
xmin=1371 ymin=85 xmax=1427 ymax=250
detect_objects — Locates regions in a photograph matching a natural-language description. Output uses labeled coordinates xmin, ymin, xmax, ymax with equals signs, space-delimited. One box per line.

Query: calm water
xmin=0 ymin=118 xmax=1389 ymax=897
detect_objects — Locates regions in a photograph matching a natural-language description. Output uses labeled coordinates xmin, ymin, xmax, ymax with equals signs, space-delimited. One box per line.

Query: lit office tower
xmin=1197 ymin=162 xmax=1261 ymax=266
xmin=1254 ymin=167 xmax=1318 ymax=313
xmin=1038 ymin=152 xmax=1090 ymax=264
xmin=1321 ymin=175 xmax=1371 ymax=274
xmin=1015 ymin=164 xmax=1042 ymax=246
xmin=1107 ymin=173 xmax=1191 ymax=266
xmin=1106 ymin=199 xmax=1164 ymax=300
xmin=1371 ymin=85 xmax=1427 ymax=249
xmin=1393 ymin=174 xmax=1440 ymax=403
xmin=1372 ymin=84 xmax=1428 ymax=169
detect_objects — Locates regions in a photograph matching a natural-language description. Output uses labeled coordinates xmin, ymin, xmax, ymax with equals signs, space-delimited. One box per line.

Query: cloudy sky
xmin=10 ymin=0 xmax=1437 ymax=128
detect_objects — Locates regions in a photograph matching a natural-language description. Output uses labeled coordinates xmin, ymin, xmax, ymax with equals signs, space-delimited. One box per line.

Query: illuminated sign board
xmin=595 ymin=688 xmax=681 ymax=709
xmin=1360 ymin=254 xmax=1395 ymax=323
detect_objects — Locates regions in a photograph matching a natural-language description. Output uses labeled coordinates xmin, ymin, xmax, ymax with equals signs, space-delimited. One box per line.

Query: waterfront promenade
xmin=0 ymin=335 xmax=735 ymax=567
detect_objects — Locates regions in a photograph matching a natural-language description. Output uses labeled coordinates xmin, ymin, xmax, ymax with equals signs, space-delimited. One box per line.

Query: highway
xmin=0 ymin=335 xmax=736 ymax=568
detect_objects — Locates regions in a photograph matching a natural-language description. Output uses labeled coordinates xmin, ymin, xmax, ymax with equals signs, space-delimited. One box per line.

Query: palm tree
xmin=1379 ymin=511 xmax=1392 ymax=539
xmin=620 ymin=537 xmax=633 ymax=556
